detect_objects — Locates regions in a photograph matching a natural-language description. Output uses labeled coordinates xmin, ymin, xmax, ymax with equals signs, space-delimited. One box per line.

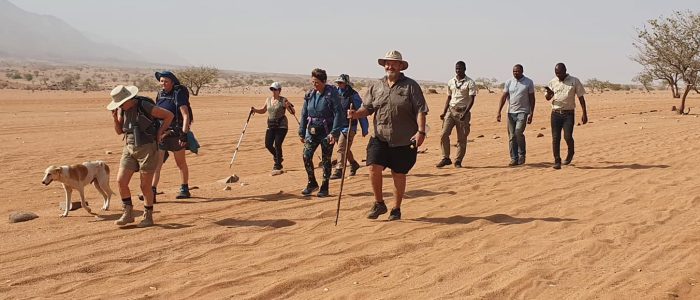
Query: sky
xmin=9 ymin=0 xmax=700 ymax=84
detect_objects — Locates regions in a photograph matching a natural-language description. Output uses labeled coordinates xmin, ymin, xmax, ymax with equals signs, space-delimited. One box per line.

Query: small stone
xmin=9 ymin=211 xmax=38 ymax=223
xmin=540 ymin=127 xmax=546 ymax=130
xmin=576 ymin=123 xmax=581 ymax=126
xmin=353 ymin=281 xmax=359 ymax=285
xmin=624 ymin=122 xmax=628 ymax=125
xmin=149 ymin=286 xmax=157 ymax=290
xmin=323 ymin=288 xmax=329 ymax=292
xmin=640 ymin=126 xmax=644 ymax=130
xmin=537 ymin=133 xmax=545 ymax=138
xmin=492 ymin=136 xmax=500 ymax=139
xmin=477 ymin=134 xmax=485 ymax=138
xmin=240 ymin=182 xmax=248 ymax=187
xmin=105 ymin=151 xmax=112 ymax=155
xmin=271 ymin=170 xmax=284 ymax=176
xmin=383 ymin=274 xmax=389 ymax=277
xmin=223 ymin=186 xmax=231 ymax=191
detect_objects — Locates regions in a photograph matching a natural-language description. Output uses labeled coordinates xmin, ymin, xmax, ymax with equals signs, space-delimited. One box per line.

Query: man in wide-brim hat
xmin=108 ymin=85 xmax=174 ymax=227
xmin=348 ymin=50 xmax=429 ymax=221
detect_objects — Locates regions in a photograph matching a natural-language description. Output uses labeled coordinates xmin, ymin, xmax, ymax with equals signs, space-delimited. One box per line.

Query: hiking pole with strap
xmin=335 ymin=102 xmax=354 ymax=226
xmin=229 ymin=110 xmax=254 ymax=168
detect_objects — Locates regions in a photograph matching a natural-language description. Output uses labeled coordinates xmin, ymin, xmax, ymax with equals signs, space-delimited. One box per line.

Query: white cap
xmin=269 ymin=82 xmax=282 ymax=91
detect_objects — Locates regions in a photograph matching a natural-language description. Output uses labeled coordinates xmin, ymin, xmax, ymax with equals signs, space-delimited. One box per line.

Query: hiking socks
xmin=144 ymin=205 xmax=153 ymax=211
xmin=122 ymin=197 xmax=133 ymax=207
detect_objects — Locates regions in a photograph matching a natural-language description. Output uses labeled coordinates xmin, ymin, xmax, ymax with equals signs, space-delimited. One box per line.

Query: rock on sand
xmin=9 ymin=211 xmax=38 ymax=223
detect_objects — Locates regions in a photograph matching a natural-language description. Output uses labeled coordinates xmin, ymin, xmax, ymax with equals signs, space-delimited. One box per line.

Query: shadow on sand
xmin=413 ymin=214 xmax=577 ymax=225
xmin=214 ymin=218 xmax=296 ymax=229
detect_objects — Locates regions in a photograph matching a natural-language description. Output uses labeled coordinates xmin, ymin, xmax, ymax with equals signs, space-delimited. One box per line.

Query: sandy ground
xmin=0 ymin=88 xmax=699 ymax=299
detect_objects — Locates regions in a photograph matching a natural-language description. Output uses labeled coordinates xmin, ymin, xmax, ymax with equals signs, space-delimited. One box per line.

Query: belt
xmin=552 ymin=109 xmax=574 ymax=114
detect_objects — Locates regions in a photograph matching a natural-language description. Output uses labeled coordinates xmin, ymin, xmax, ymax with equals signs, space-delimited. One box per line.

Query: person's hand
xmin=413 ymin=131 xmax=426 ymax=147
xmin=496 ymin=114 xmax=501 ymax=122
xmin=250 ymin=107 xmax=255 ymax=114
xmin=111 ymin=108 xmax=120 ymax=121
xmin=347 ymin=109 xmax=357 ymax=119
xmin=327 ymin=134 xmax=336 ymax=145
xmin=581 ymin=113 xmax=588 ymax=125
xmin=440 ymin=113 xmax=445 ymax=120
xmin=527 ymin=114 xmax=533 ymax=124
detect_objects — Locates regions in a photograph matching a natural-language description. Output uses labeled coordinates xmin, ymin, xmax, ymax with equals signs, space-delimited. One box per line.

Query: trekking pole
xmin=229 ymin=110 xmax=254 ymax=168
xmin=335 ymin=102 xmax=354 ymax=226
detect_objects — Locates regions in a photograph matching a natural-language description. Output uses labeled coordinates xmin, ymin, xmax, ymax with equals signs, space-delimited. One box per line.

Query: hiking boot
xmin=454 ymin=160 xmax=462 ymax=168
xmin=367 ymin=201 xmax=388 ymax=219
xmin=176 ymin=186 xmax=191 ymax=199
xmin=317 ymin=181 xmax=329 ymax=197
xmin=302 ymin=181 xmax=319 ymax=196
xmin=137 ymin=208 xmax=154 ymax=228
xmin=563 ymin=154 xmax=574 ymax=165
xmin=436 ymin=158 xmax=452 ymax=168
xmin=388 ymin=208 xmax=401 ymax=221
xmin=508 ymin=160 xmax=518 ymax=167
xmin=114 ymin=205 xmax=134 ymax=225
xmin=349 ymin=160 xmax=360 ymax=176
xmin=330 ymin=169 xmax=343 ymax=180
xmin=518 ymin=156 xmax=526 ymax=165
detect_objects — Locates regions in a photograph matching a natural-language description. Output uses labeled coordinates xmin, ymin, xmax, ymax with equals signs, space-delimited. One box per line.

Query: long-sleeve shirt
xmin=299 ymin=84 xmax=343 ymax=139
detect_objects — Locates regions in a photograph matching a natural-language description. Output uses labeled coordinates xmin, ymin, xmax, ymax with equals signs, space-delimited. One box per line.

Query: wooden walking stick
xmin=335 ymin=102 xmax=354 ymax=225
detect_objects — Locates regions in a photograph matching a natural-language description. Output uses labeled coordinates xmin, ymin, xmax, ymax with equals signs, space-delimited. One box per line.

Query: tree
xmin=633 ymin=10 xmax=700 ymax=114
xmin=178 ymin=66 xmax=219 ymax=96
xmin=476 ymin=77 xmax=498 ymax=93
xmin=632 ymin=72 xmax=654 ymax=92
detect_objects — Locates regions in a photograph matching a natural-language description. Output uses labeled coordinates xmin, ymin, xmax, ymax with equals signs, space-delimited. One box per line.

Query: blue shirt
xmin=503 ymin=76 xmax=535 ymax=114
xmin=338 ymin=87 xmax=369 ymax=135
xmin=156 ymin=87 xmax=190 ymax=127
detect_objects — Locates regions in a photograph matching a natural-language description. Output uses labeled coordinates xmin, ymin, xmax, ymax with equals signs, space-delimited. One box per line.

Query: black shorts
xmin=366 ymin=137 xmax=417 ymax=174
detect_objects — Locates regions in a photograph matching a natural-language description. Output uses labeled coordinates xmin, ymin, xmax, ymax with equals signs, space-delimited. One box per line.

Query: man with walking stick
xmin=348 ymin=50 xmax=429 ymax=221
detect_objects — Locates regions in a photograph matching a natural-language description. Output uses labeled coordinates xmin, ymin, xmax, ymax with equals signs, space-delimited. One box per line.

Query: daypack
xmin=156 ymin=85 xmax=194 ymax=129
xmin=121 ymin=96 xmax=159 ymax=146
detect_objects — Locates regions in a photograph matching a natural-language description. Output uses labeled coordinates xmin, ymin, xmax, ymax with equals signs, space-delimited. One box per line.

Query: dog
xmin=42 ymin=161 xmax=114 ymax=217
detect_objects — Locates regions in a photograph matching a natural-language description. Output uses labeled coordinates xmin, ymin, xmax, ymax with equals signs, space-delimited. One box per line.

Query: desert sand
xmin=0 ymin=88 xmax=699 ymax=299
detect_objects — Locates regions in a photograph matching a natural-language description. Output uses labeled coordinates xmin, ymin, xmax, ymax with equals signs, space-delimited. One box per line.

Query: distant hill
xmin=0 ymin=0 xmax=152 ymax=65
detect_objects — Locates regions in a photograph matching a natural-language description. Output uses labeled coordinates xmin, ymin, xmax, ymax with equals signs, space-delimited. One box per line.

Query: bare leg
xmin=391 ymin=171 xmax=406 ymax=209
xmin=140 ymin=171 xmax=155 ymax=207
xmin=117 ymin=167 xmax=135 ymax=199
xmin=369 ymin=164 xmax=384 ymax=203
xmin=172 ymin=149 xmax=189 ymax=185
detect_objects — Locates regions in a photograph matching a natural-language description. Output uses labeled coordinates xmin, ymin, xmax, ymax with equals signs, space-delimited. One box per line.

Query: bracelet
xmin=418 ymin=131 xmax=426 ymax=135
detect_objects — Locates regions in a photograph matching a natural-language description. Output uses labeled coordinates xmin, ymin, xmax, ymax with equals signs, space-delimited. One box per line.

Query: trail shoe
xmin=317 ymin=181 xmax=330 ymax=197
xmin=563 ymin=154 xmax=574 ymax=165
xmin=454 ymin=160 xmax=462 ymax=168
xmin=330 ymin=169 xmax=343 ymax=180
xmin=508 ymin=160 xmax=518 ymax=167
xmin=436 ymin=158 xmax=452 ymax=168
xmin=115 ymin=205 xmax=135 ymax=225
xmin=302 ymin=181 xmax=319 ymax=196
xmin=176 ymin=185 xmax=191 ymax=199
xmin=388 ymin=208 xmax=402 ymax=221
xmin=367 ymin=201 xmax=388 ymax=219
xmin=518 ymin=156 xmax=526 ymax=165
xmin=349 ymin=160 xmax=360 ymax=176
xmin=553 ymin=161 xmax=562 ymax=170
xmin=137 ymin=208 xmax=154 ymax=228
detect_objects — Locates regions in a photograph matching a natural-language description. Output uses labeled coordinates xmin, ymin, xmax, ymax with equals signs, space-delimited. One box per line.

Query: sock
xmin=144 ymin=205 xmax=153 ymax=211
xmin=122 ymin=197 xmax=132 ymax=207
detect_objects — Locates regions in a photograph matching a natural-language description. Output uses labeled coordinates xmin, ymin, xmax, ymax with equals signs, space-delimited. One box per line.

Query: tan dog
xmin=42 ymin=161 xmax=114 ymax=217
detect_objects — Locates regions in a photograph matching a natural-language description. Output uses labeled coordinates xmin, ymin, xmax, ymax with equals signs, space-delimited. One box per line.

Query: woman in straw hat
xmin=108 ymin=85 xmax=174 ymax=227
xmin=251 ymin=81 xmax=296 ymax=172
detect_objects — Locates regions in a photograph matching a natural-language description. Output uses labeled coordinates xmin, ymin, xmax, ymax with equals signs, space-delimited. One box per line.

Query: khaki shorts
xmin=120 ymin=142 xmax=158 ymax=173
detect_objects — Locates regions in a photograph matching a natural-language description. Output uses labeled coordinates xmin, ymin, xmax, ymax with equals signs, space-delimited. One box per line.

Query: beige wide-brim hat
xmin=378 ymin=50 xmax=409 ymax=71
xmin=106 ymin=85 xmax=139 ymax=110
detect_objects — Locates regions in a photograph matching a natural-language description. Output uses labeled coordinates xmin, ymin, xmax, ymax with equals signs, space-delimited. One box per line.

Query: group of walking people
xmin=104 ymin=49 xmax=588 ymax=226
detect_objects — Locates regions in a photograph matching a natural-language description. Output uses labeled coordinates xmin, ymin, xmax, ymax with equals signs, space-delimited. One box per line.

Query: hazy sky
xmin=10 ymin=0 xmax=700 ymax=83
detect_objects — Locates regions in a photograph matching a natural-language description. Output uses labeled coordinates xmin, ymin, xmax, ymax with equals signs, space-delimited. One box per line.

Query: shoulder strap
xmin=136 ymin=99 xmax=154 ymax=121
